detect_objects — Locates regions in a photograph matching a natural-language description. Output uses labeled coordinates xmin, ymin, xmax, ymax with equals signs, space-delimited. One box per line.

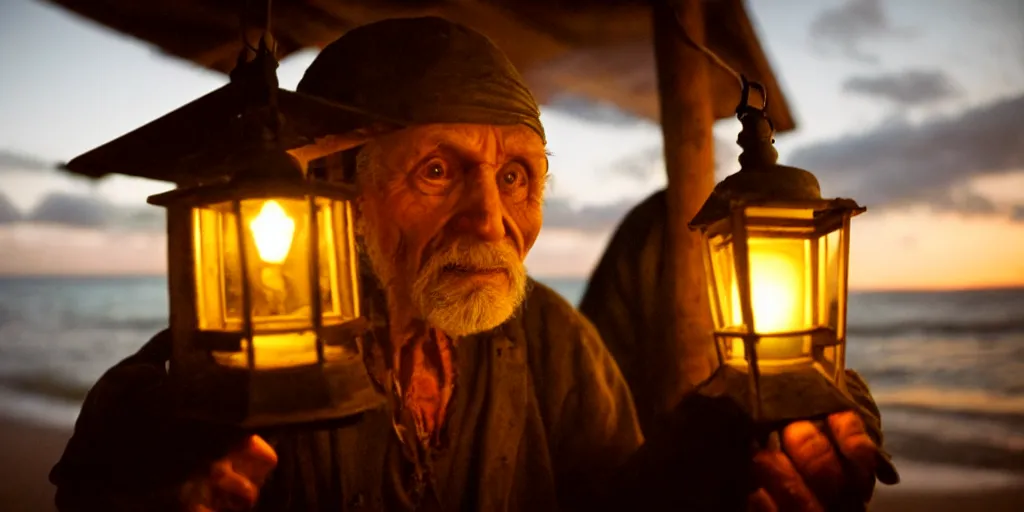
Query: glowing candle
xmin=730 ymin=242 xmax=807 ymax=361
xmin=748 ymin=249 xmax=802 ymax=333
xmin=250 ymin=200 xmax=295 ymax=264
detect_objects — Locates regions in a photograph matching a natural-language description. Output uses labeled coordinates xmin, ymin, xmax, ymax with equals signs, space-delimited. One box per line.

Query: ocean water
xmin=0 ymin=276 xmax=1022 ymax=476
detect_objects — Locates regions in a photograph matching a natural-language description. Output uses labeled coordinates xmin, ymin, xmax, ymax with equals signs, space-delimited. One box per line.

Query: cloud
xmin=809 ymin=0 xmax=912 ymax=63
xmin=112 ymin=207 xmax=165 ymax=231
xmin=543 ymin=94 xmax=648 ymax=128
xmin=842 ymin=70 xmax=960 ymax=107
xmin=898 ymin=234 xmax=917 ymax=250
xmin=542 ymin=197 xmax=639 ymax=233
xmin=929 ymin=189 xmax=999 ymax=214
xmin=28 ymin=193 xmax=109 ymax=227
xmin=1012 ymin=205 xmax=1024 ymax=222
xmin=601 ymin=136 xmax=741 ymax=184
xmin=608 ymin=145 xmax=664 ymax=182
xmin=25 ymin=192 xmax=163 ymax=231
xmin=0 ymin=149 xmax=55 ymax=172
xmin=787 ymin=93 xmax=1024 ymax=217
xmin=0 ymin=193 xmax=21 ymax=223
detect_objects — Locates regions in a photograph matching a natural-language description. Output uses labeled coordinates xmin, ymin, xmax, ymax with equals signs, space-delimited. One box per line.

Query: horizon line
xmin=1 ymin=272 xmax=1022 ymax=294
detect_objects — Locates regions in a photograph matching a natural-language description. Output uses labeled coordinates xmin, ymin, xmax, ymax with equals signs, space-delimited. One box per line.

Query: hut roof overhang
xmin=45 ymin=0 xmax=795 ymax=133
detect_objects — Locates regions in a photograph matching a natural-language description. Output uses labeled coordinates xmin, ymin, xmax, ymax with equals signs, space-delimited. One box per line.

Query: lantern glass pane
xmin=240 ymin=198 xmax=313 ymax=330
xmin=234 ymin=197 xmax=318 ymax=368
xmin=707 ymin=229 xmax=740 ymax=332
xmin=814 ymin=218 xmax=850 ymax=379
xmin=193 ymin=202 xmax=243 ymax=332
xmin=195 ymin=195 xmax=365 ymax=370
xmin=705 ymin=226 xmax=749 ymax=364
xmin=317 ymin=197 xmax=360 ymax=325
xmin=740 ymin=235 xmax=814 ymax=363
xmin=818 ymin=228 xmax=843 ymax=335
xmin=721 ymin=205 xmax=819 ymax=369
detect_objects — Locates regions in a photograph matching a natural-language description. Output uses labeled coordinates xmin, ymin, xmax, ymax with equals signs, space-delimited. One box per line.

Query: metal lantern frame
xmin=690 ymin=79 xmax=866 ymax=426
xmin=147 ymin=150 xmax=385 ymax=428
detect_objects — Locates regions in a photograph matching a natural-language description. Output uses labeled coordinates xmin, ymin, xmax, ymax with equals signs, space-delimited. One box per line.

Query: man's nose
xmin=451 ymin=167 xmax=506 ymax=242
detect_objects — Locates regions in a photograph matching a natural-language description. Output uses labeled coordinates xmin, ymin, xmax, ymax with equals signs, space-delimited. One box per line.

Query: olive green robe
xmin=52 ymin=279 xmax=696 ymax=512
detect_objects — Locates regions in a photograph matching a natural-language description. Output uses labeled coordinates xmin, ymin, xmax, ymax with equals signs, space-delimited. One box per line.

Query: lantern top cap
xmin=689 ymin=78 xmax=864 ymax=229
xmin=146 ymin=148 xmax=359 ymax=208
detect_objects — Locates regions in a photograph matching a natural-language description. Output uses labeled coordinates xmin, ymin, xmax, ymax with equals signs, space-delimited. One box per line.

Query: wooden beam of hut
xmin=43 ymin=0 xmax=796 ymax=134
xmin=652 ymin=0 xmax=717 ymax=413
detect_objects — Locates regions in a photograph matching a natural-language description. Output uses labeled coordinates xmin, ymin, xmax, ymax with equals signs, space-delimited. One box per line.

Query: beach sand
xmin=870 ymin=460 xmax=1024 ymax=511
xmin=1 ymin=416 xmax=66 ymax=511
xmin=1 ymin=416 xmax=1021 ymax=511
xmin=871 ymin=488 xmax=1024 ymax=511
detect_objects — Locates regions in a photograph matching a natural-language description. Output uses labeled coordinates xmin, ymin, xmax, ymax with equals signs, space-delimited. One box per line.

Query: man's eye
xmin=423 ymin=163 xmax=447 ymax=181
xmin=500 ymin=163 xmax=528 ymax=188
xmin=410 ymin=160 xmax=454 ymax=196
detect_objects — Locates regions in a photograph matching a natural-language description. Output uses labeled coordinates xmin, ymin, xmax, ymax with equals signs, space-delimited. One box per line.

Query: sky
xmin=0 ymin=0 xmax=1022 ymax=290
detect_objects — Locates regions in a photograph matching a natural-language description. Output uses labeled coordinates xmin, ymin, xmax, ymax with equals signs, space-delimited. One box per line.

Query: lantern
xmin=147 ymin=150 xmax=386 ymax=428
xmin=63 ymin=35 xmax=395 ymax=428
xmin=689 ymin=80 xmax=865 ymax=426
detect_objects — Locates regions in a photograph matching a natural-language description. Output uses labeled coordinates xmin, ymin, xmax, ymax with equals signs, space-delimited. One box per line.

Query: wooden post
xmin=651 ymin=0 xmax=717 ymax=412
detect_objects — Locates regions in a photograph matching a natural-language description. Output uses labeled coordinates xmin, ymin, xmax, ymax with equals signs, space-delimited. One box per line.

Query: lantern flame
xmin=747 ymin=249 xmax=802 ymax=333
xmin=730 ymin=246 xmax=804 ymax=334
xmin=250 ymin=200 xmax=295 ymax=264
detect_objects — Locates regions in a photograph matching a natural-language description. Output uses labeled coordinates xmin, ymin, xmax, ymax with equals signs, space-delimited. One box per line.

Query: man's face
xmin=355 ymin=123 xmax=548 ymax=336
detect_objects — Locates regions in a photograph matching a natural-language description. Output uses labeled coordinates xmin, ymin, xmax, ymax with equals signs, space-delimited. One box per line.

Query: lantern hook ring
xmin=737 ymin=75 xmax=769 ymax=112
xmin=737 ymin=75 xmax=775 ymax=134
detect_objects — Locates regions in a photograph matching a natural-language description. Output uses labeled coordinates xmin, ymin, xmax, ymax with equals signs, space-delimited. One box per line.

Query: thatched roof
xmin=45 ymin=0 xmax=795 ymax=132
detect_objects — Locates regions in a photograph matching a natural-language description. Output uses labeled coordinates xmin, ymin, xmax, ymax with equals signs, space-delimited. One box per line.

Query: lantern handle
xmin=239 ymin=0 xmax=257 ymax=53
xmin=737 ymin=75 xmax=770 ymax=113
xmin=264 ymin=0 xmax=274 ymax=36
xmin=737 ymin=75 xmax=775 ymax=135
xmin=667 ymin=5 xmax=778 ymax=132
xmin=227 ymin=0 xmax=288 ymax=157
xmin=239 ymin=0 xmax=276 ymax=53
xmin=669 ymin=3 xmax=746 ymax=92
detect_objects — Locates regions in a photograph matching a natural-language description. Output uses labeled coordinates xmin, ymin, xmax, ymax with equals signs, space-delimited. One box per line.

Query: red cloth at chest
xmin=397 ymin=328 xmax=456 ymax=447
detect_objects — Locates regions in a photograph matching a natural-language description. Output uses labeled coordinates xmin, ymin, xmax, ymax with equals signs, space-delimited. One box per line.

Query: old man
xmin=51 ymin=17 xmax=889 ymax=512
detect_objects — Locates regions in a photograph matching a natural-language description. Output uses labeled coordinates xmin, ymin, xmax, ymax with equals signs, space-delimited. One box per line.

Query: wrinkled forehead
xmin=375 ymin=123 xmax=548 ymax=168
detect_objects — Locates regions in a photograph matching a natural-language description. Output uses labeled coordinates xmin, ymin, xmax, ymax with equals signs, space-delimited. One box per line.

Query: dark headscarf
xmin=297 ymin=16 xmax=546 ymax=144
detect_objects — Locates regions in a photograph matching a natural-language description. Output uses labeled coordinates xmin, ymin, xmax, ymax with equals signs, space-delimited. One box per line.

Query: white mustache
xmin=427 ymin=241 xmax=518 ymax=275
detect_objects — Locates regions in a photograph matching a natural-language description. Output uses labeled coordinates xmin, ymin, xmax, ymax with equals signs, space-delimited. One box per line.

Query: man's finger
xmin=228 ymin=435 xmax=278 ymax=487
xmin=753 ymin=449 xmax=825 ymax=512
xmin=747 ymin=488 xmax=779 ymax=512
xmin=209 ymin=459 xmax=260 ymax=508
xmin=827 ymin=411 xmax=878 ymax=494
xmin=782 ymin=420 xmax=845 ymax=504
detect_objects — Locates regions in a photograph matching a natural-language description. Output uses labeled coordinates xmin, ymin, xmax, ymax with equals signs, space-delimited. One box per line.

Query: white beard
xmin=358 ymin=216 xmax=528 ymax=337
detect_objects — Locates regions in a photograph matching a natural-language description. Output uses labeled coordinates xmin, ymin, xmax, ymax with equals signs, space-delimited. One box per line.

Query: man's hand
xmin=748 ymin=411 xmax=884 ymax=512
xmin=179 ymin=435 xmax=278 ymax=512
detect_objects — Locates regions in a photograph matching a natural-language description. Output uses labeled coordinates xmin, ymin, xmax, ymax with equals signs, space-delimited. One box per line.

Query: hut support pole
xmin=652 ymin=0 xmax=717 ymax=412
